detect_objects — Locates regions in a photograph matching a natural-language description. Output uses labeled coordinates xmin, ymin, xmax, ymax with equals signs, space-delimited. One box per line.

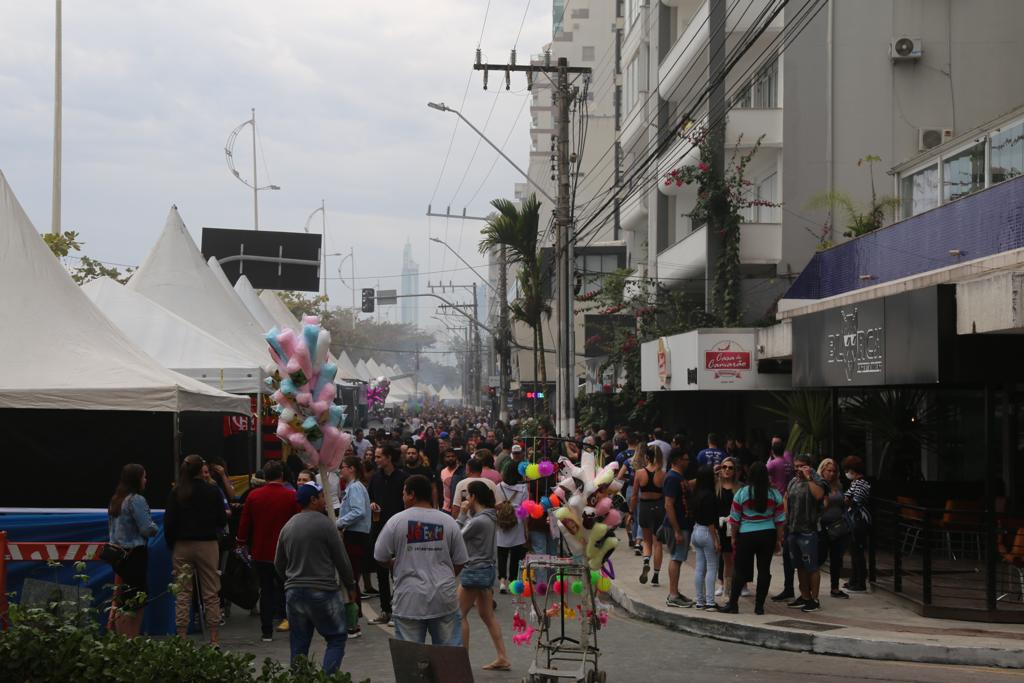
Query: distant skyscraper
xmin=400 ymin=239 xmax=419 ymax=326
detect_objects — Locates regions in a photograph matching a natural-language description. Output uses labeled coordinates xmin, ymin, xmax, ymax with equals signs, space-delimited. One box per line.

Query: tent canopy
xmin=233 ymin=274 xmax=277 ymax=334
xmin=258 ymin=290 xmax=303 ymax=333
xmin=0 ymin=173 xmax=247 ymax=413
xmin=127 ymin=208 xmax=271 ymax=371
xmin=82 ymin=278 xmax=263 ymax=394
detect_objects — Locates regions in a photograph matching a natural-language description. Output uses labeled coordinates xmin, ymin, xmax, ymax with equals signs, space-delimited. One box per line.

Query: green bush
xmin=0 ymin=606 xmax=367 ymax=683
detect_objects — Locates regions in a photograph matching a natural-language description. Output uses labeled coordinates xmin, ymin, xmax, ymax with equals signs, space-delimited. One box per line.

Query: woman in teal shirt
xmin=718 ymin=462 xmax=785 ymax=615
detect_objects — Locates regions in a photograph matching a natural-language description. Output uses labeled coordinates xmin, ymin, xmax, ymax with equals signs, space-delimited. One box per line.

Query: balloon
xmin=551 ymin=580 xmax=563 ymax=595
xmin=510 ymin=580 xmax=524 ymax=595
xmin=548 ymin=493 xmax=561 ymax=508
xmin=596 ymin=577 xmax=612 ymax=592
xmin=515 ymin=502 xmax=530 ymax=520
xmin=528 ymin=502 xmax=544 ymax=519
xmin=525 ymin=464 xmax=541 ymax=480
xmin=590 ymin=570 xmax=601 ymax=584
xmin=536 ymin=582 xmax=548 ymax=596
xmin=540 ymin=497 xmax=551 ymax=510
xmin=521 ymin=582 xmax=532 ymax=597
xmin=538 ymin=460 xmax=556 ymax=477
xmin=517 ymin=461 xmax=529 ymax=476
xmin=571 ymin=581 xmax=584 ymax=595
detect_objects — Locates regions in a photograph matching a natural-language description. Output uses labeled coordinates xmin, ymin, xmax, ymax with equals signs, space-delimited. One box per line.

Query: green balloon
xmin=571 ymin=580 xmax=584 ymax=594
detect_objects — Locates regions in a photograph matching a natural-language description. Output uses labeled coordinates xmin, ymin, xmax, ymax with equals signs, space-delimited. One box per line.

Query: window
xmin=733 ymin=58 xmax=779 ymax=109
xmin=627 ymin=0 xmax=643 ymax=26
xmin=582 ymin=46 xmax=595 ymax=61
xmin=900 ymin=164 xmax=939 ymax=218
xmin=623 ymin=51 xmax=646 ymax=117
xmin=943 ymin=141 xmax=985 ymax=203
xmin=741 ymin=172 xmax=779 ymax=223
xmin=991 ymin=121 xmax=1024 ymax=185
xmin=575 ymin=252 xmax=622 ymax=295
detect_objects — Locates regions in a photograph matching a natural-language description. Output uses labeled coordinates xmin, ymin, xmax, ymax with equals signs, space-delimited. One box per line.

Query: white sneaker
xmin=499 ymin=580 xmax=508 ymax=594
xmin=714 ymin=587 xmax=724 ymax=597
xmin=741 ymin=587 xmax=752 ymax=597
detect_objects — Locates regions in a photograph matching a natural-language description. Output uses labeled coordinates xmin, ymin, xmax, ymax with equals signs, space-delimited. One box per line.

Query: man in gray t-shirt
xmin=784 ymin=455 xmax=826 ymax=612
xmin=374 ymin=474 xmax=468 ymax=645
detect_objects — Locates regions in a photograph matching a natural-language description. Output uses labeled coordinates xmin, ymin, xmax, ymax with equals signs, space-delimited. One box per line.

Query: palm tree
xmin=478 ymin=195 xmax=550 ymax=403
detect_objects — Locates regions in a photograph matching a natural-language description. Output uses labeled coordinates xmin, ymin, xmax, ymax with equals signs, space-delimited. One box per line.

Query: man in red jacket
xmin=237 ymin=459 xmax=300 ymax=641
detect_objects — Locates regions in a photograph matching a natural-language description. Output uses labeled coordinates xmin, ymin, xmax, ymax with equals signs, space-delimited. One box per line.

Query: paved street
xmin=214 ymin=592 xmax=1024 ymax=682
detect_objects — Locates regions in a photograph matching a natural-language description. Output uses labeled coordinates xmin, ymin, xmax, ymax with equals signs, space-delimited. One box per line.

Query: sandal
xmin=483 ymin=661 xmax=512 ymax=671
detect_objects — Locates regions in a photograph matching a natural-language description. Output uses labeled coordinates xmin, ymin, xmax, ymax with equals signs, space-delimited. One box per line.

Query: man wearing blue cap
xmin=275 ymin=482 xmax=358 ymax=674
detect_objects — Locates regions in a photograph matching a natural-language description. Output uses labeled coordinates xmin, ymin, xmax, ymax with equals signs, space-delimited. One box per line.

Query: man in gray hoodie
xmin=275 ymin=482 xmax=358 ymax=674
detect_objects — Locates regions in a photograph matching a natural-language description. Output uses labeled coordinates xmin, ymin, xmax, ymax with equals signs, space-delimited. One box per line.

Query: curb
xmin=608 ymin=585 xmax=1024 ymax=669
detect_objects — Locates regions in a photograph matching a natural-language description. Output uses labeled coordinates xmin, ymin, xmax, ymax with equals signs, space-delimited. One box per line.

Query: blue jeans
xmin=392 ymin=610 xmax=461 ymax=645
xmin=692 ymin=524 xmax=719 ymax=605
xmin=285 ymin=588 xmax=348 ymax=674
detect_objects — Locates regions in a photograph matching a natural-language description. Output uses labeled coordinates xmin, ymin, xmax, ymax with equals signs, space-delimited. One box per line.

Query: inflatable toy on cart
xmin=265 ymin=317 xmax=351 ymax=472
xmin=510 ymin=445 xmax=620 ymax=674
xmin=367 ymin=376 xmax=391 ymax=412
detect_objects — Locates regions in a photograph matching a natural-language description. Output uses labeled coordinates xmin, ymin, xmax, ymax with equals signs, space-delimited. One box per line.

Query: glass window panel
xmin=604 ymin=254 xmax=619 ymax=272
xmin=991 ymin=121 xmax=1024 ymax=185
xmin=900 ymin=165 xmax=938 ymax=218
xmin=943 ymin=141 xmax=985 ymax=203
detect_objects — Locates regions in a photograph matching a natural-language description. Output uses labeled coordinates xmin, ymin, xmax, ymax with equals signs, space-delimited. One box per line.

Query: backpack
xmin=495 ymin=484 xmax=519 ymax=530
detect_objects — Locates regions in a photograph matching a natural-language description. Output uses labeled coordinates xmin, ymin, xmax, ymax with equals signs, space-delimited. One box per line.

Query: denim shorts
xmin=460 ymin=563 xmax=496 ymax=590
xmin=661 ymin=525 xmax=690 ymax=562
xmin=788 ymin=531 xmax=820 ymax=571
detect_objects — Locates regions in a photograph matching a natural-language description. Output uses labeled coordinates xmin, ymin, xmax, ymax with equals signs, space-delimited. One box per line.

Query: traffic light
xmin=361 ymin=288 xmax=375 ymax=313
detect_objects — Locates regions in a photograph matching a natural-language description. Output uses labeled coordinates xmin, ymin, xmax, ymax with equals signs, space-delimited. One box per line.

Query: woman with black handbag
xmin=816 ymin=458 xmax=851 ymax=599
xmin=107 ymin=463 xmax=158 ymax=637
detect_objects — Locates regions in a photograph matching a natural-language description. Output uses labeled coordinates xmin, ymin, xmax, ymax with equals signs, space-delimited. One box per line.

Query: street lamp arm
xmin=426 ymin=102 xmax=555 ymax=204
xmin=429 ymin=237 xmax=498 ymax=295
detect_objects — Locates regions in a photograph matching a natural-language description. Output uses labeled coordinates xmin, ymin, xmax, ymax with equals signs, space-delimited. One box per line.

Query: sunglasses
xmin=721 ymin=465 xmax=735 ymax=470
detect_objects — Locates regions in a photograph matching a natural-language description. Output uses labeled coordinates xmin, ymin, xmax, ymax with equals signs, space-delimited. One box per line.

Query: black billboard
xmin=201 ymin=227 xmax=322 ymax=292
xmin=792 ymin=286 xmax=955 ymax=388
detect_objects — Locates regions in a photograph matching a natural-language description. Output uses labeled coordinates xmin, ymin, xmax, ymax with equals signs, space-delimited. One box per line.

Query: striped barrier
xmin=0 ymin=531 xmax=111 ymax=630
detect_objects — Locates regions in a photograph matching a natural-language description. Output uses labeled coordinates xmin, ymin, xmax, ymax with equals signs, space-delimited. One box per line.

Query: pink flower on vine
xmin=698 ymin=162 xmax=710 ymax=172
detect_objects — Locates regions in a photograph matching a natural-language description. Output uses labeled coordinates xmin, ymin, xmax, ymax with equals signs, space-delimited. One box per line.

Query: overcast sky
xmin=0 ymin=1 xmax=553 ymax=326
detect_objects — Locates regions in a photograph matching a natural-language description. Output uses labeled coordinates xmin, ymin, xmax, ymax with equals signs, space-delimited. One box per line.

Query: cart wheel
xmin=586 ymin=671 xmax=596 ymax=683
xmin=598 ymin=672 xmax=607 ymax=683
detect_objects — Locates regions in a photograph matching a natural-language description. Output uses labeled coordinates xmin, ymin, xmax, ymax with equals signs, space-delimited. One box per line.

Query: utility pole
xmin=472 ymin=281 xmax=482 ymax=413
xmin=429 ymin=281 xmax=482 ymax=408
xmin=252 ymin=108 xmax=260 ymax=231
xmin=50 ymin=0 xmax=62 ymax=236
xmin=497 ymin=243 xmax=510 ymax=422
xmin=474 ymin=51 xmax=590 ymax=438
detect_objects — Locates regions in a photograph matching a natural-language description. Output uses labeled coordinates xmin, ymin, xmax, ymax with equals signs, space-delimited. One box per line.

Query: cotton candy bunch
xmin=265 ymin=317 xmax=351 ymax=471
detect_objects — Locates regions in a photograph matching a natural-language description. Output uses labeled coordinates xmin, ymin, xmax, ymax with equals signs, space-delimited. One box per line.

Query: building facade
xmin=400 ymin=239 xmax=419 ymax=326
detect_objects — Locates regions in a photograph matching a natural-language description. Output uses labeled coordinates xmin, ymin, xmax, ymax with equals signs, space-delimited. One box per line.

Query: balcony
xmin=659 ymin=0 xmax=784 ymax=101
xmin=657 ymin=221 xmax=782 ymax=282
xmin=728 ymin=107 xmax=782 ymax=147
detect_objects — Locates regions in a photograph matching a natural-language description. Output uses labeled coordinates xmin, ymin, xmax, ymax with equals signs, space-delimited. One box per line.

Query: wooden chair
xmin=998 ymin=528 xmax=1024 ymax=602
xmin=896 ymin=496 xmax=923 ymax=556
xmin=938 ymin=499 xmax=983 ymax=560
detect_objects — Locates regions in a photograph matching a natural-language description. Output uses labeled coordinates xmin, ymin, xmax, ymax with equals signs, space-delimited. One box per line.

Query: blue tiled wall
xmin=785 ymin=175 xmax=1024 ymax=300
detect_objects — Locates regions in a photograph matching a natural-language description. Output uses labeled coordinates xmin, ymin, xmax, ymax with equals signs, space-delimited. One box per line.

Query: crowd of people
xmin=104 ymin=408 xmax=873 ymax=674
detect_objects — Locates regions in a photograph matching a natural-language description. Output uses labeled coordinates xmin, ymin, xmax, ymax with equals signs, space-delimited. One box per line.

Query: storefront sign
xmin=657 ymin=337 xmax=671 ymax=389
xmin=704 ymin=339 xmax=751 ymax=382
xmin=792 ymin=287 xmax=952 ymax=387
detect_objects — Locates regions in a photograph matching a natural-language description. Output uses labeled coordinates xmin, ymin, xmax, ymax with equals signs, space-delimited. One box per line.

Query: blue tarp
xmin=1 ymin=510 xmax=174 ymax=635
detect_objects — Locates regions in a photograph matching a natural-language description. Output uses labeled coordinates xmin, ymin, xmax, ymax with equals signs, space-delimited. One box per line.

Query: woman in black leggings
xmin=718 ymin=462 xmax=785 ymax=615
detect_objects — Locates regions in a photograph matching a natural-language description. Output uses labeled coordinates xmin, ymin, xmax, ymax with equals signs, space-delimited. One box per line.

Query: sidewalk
xmin=607 ymin=533 xmax=1024 ymax=668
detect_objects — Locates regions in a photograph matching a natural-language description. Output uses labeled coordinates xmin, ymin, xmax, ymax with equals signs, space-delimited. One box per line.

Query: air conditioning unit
xmin=918 ymin=127 xmax=954 ymax=151
xmin=891 ymin=36 xmax=923 ymax=61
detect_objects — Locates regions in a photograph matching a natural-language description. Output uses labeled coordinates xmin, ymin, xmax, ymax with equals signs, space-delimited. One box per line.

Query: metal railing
xmin=869 ymin=498 xmax=1022 ymax=618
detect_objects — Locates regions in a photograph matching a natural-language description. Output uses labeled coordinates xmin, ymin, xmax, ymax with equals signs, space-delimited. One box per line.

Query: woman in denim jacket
xmin=108 ymin=463 xmax=159 ymax=637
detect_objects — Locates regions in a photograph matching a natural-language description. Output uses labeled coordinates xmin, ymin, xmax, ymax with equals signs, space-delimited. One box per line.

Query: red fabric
xmin=236 ymin=482 xmax=300 ymax=562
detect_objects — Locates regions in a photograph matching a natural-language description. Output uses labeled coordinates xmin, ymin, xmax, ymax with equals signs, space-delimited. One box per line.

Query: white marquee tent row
xmin=0 ymin=171 xmax=248 ymax=415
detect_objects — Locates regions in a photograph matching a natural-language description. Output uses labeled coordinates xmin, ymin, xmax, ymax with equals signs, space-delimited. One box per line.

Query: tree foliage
xmin=42 ymin=230 xmax=134 ymax=285
xmin=806 ymin=154 xmax=900 ymax=243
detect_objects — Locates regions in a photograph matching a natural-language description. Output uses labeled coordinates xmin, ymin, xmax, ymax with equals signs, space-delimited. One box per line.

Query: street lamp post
xmin=303 ymin=199 xmax=328 ymax=299
xmin=329 ymin=249 xmax=356 ymax=329
xmin=225 ymin=108 xmax=281 ymax=231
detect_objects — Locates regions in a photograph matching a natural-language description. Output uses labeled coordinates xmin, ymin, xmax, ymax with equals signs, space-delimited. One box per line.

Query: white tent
xmin=127 ymin=207 xmax=271 ymax=371
xmin=0 ymin=173 xmax=247 ymax=413
xmin=232 ymin=274 xmax=278 ymax=334
xmin=335 ymin=351 xmax=360 ymax=382
xmin=365 ymin=359 xmax=384 ymax=379
xmin=82 ymin=278 xmax=263 ymax=394
xmin=439 ymin=385 xmax=461 ymax=402
xmin=259 ymin=290 xmax=303 ymax=333
xmin=360 ymin=358 xmax=376 ymax=385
